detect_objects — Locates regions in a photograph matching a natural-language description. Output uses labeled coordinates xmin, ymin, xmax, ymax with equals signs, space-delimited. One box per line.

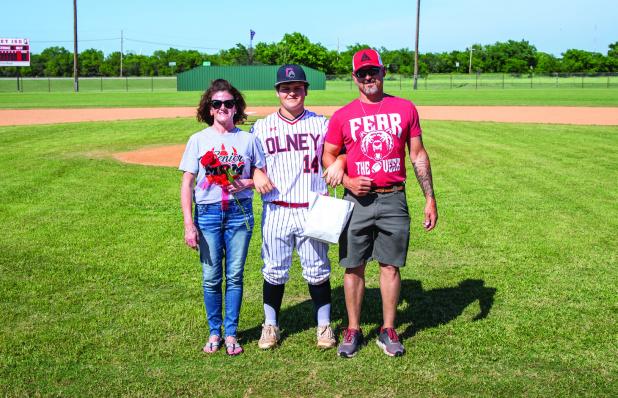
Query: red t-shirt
xmin=325 ymin=96 xmax=422 ymax=187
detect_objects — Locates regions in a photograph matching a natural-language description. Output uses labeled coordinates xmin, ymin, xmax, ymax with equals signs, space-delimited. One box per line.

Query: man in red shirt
xmin=322 ymin=48 xmax=438 ymax=358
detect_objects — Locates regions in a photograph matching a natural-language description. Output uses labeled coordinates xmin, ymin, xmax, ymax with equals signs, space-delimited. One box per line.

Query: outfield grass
xmin=1 ymin=117 xmax=617 ymax=396
xmin=1 ymin=87 xmax=618 ymax=109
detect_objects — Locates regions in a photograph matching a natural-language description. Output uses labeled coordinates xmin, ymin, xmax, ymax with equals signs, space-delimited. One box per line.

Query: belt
xmin=270 ymin=200 xmax=309 ymax=208
xmin=370 ymin=184 xmax=405 ymax=194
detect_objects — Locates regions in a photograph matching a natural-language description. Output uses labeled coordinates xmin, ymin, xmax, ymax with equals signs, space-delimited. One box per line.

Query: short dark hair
xmin=196 ymin=79 xmax=247 ymax=126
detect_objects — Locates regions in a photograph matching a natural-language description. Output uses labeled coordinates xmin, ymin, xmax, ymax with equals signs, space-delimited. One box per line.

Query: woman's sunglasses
xmin=354 ymin=67 xmax=382 ymax=79
xmin=211 ymin=99 xmax=236 ymax=109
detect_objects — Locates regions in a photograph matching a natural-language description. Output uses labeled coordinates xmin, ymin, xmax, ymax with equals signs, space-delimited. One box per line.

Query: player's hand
xmin=184 ymin=223 xmax=199 ymax=250
xmin=423 ymin=198 xmax=438 ymax=231
xmin=323 ymin=163 xmax=344 ymax=187
xmin=323 ymin=155 xmax=347 ymax=187
xmin=343 ymin=175 xmax=373 ymax=196
xmin=253 ymin=168 xmax=275 ymax=194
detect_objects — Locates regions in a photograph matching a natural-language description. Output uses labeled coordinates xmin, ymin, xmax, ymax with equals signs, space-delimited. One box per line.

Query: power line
xmin=31 ymin=38 xmax=119 ymax=43
xmin=124 ymin=38 xmax=220 ymax=51
xmin=28 ymin=37 xmax=220 ymax=51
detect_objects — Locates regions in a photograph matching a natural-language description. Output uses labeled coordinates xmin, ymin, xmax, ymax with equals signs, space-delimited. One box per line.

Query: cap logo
xmin=285 ymin=67 xmax=296 ymax=78
xmin=361 ymin=52 xmax=371 ymax=62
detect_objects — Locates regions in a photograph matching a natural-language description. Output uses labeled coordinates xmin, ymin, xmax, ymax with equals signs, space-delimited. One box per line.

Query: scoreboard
xmin=0 ymin=38 xmax=30 ymax=67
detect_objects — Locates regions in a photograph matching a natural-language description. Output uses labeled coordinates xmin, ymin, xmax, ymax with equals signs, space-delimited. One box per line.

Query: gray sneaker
xmin=376 ymin=327 xmax=405 ymax=357
xmin=337 ymin=328 xmax=363 ymax=358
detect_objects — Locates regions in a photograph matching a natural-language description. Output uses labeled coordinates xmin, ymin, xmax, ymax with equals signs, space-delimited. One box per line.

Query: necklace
xmin=358 ymin=97 xmax=384 ymax=117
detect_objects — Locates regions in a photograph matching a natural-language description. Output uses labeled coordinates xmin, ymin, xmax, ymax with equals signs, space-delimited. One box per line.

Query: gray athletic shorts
xmin=339 ymin=189 xmax=411 ymax=268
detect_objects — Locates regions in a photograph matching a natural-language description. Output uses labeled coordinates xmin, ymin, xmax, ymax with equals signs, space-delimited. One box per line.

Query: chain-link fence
xmin=0 ymin=76 xmax=177 ymax=93
xmin=2 ymin=73 xmax=617 ymax=92
xmin=326 ymin=73 xmax=618 ymax=90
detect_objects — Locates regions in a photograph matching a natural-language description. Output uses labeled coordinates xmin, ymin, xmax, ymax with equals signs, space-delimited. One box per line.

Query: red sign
xmin=0 ymin=38 xmax=30 ymax=66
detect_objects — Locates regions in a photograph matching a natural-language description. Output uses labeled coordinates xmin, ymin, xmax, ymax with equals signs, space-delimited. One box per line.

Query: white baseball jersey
xmin=250 ymin=109 xmax=330 ymax=285
xmin=251 ymin=109 xmax=328 ymax=203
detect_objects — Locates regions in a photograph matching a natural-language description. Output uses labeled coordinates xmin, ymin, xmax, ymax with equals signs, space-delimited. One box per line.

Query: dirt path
xmin=1 ymin=105 xmax=617 ymax=127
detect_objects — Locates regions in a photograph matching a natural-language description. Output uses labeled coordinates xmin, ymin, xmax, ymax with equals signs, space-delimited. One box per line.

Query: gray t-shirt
xmin=179 ymin=126 xmax=266 ymax=205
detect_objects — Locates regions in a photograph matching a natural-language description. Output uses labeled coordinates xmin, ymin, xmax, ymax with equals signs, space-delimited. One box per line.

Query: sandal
xmin=203 ymin=336 xmax=222 ymax=354
xmin=225 ymin=337 xmax=244 ymax=356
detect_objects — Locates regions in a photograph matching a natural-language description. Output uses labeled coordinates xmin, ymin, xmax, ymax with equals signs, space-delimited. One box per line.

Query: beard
xmin=359 ymin=82 xmax=380 ymax=96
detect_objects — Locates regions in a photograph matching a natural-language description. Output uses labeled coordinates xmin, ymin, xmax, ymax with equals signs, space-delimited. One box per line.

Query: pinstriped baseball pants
xmin=260 ymin=202 xmax=330 ymax=285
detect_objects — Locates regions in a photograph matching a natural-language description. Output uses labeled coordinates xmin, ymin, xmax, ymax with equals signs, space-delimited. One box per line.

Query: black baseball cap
xmin=275 ymin=64 xmax=309 ymax=87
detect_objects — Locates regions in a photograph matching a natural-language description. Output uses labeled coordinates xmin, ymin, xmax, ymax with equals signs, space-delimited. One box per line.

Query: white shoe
xmin=258 ymin=324 xmax=280 ymax=349
xmin=316 ymin=325 xmax=336 ymax=349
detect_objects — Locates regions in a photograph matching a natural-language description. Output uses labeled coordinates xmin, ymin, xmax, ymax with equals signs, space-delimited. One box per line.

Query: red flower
xmin=200 ymin=150 xmax=221 ymax=168
xmin=207 ymin=173 xmax=230 ymax=187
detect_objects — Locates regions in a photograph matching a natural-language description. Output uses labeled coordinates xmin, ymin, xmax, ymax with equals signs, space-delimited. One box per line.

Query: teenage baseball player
xmin=251 ymin=64 xmax=344 ymax=349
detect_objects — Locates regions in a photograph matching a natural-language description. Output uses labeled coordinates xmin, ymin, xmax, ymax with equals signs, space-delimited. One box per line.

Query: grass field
xmin=1 ymin=87 xmax=618 ymax=109
xmin=1 ymin=115 xmax=617 ymax=396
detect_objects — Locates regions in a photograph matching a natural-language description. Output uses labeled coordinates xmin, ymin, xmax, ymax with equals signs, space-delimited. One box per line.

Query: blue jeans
xmin=195 ymin=198 xmax=254 ymax=338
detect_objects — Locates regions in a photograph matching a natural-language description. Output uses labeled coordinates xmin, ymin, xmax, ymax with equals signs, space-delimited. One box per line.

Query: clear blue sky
xmin=1 ymin=0 xmax=616 ymax=56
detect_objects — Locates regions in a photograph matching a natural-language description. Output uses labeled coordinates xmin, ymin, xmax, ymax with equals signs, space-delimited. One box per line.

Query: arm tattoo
xmin=412 ymin=157 xmax=435 ymax=199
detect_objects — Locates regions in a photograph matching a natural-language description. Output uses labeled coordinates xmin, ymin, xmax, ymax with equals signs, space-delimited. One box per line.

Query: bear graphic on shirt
xmin=349 ymin=113 xmax=402 ymax=174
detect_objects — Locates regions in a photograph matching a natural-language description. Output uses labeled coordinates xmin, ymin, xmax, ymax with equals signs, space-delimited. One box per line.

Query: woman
xmin=179 ymin=79 xmax=266 ymax=356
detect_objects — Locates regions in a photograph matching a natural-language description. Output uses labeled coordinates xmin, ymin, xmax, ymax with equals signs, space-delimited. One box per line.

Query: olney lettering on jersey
xmin=264 ymin=133 xmax=322 ymax=154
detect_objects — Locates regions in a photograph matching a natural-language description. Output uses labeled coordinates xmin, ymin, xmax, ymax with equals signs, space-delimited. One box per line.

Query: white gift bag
xmin=302 ymin=190 xmax=354 ymax=244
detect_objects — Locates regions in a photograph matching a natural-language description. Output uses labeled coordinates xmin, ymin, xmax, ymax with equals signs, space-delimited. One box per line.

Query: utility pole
xmin=249 ymin=29 xmax=255 ymax=65
xmin=468 ymin=46 xmax=474 ymax=74
xmin=120 ymin=30 xmax=123 ymax=77
xmin=413 ymin=0 xmax=421 ymax=90
xmin=73 ymin=0 xmax=79 ymax=92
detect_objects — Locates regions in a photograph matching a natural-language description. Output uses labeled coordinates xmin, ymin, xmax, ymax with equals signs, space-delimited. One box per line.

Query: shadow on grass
xmin=240 ymin=279 xmax=496 ymax=344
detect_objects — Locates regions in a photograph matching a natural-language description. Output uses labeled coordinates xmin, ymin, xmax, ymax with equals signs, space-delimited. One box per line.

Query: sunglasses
xmin=211 ymin=99 xmax=236 ymax=109
xmin=354 ymin=67 xmax=382 ymax=79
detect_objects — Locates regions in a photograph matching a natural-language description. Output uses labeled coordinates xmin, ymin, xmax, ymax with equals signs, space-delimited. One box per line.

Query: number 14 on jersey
xmin=303 ymin=155 xmax=319 ymax=173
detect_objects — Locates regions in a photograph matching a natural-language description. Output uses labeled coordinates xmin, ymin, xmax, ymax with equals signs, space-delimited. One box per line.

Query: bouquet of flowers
xmin=199 ymin=150 xmax=250 ymax=231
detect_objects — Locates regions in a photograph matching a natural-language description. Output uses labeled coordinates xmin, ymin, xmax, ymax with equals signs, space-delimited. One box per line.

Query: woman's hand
xmin=225 ymin=179 xmax=253 ymax=194
xmin=184 ymin=223 xmax=199 ymax=250
xmin=181 ymin=172 xmax=198 ymax=250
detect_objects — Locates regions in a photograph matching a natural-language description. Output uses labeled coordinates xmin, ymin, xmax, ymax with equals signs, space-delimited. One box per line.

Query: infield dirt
xmin=2 ymin=105 xmax=618 ymax=127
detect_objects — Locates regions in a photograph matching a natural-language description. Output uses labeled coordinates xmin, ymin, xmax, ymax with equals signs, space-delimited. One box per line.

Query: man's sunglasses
xmin=354 ymin=67 xmax=382 ymax=79
xmin=211 ymin=99 xmax=236 ymax=109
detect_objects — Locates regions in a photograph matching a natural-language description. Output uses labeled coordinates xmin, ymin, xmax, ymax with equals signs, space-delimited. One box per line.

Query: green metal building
xmin=177 ymin=65 xmax=326 ymax=91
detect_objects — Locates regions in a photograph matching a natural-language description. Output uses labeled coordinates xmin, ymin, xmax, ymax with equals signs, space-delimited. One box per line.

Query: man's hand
xmin=423 ymin=198 xmax=438 ymax=231
xmin=252 ymin=168 xmax=275 ymax=194
xmin=408 ymin=136 xmax=437 ymax=231
xmin=343 ymin=175 xmax=373 ymax=196
xmin=184 ymin=223 xmax=199 ymax=250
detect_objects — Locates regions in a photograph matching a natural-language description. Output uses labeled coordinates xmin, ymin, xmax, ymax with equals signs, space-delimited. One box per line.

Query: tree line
xmin=2 ymin=33 xmax=617 ymax=78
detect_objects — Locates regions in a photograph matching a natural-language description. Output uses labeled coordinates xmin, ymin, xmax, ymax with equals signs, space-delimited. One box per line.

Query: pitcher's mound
xmin=114 ymin=144 xmax=185 ymax=167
